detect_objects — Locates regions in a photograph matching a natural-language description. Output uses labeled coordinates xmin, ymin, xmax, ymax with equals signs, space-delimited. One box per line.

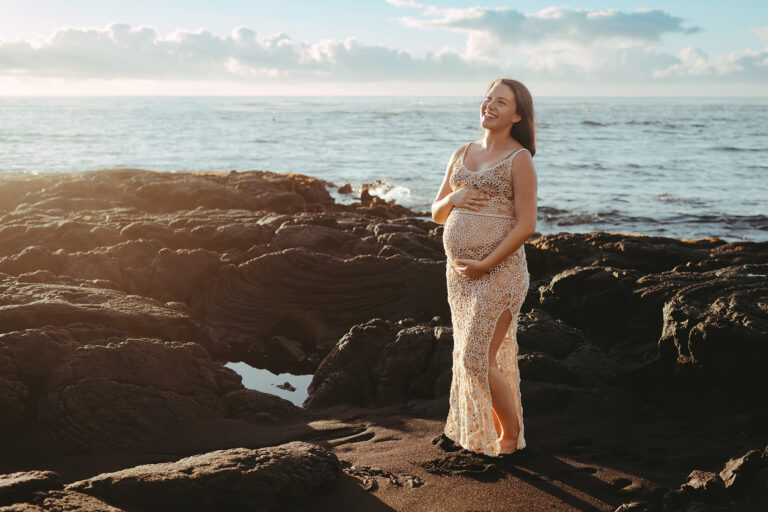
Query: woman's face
xmin=481 ymin=82 xmax=521 ymax=130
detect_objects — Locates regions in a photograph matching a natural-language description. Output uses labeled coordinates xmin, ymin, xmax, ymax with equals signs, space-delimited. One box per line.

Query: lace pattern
xmin=442 ymin=144 xmax=531 ymax=457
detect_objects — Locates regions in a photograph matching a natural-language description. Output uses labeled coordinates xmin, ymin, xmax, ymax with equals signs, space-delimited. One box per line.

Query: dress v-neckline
xmin=460 ymin=144 xmax=525 ymax=174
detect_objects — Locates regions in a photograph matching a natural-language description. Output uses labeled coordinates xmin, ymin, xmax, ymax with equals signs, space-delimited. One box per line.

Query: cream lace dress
xmin=442 ymin=143 xmax=531 ymax=457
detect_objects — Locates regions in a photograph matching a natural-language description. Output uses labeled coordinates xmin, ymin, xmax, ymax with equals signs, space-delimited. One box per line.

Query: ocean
xmin=1 ymin=96 xmax=766 ymax=242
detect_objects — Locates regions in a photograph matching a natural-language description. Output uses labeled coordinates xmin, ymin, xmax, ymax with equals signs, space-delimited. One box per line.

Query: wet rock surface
xmin=614 ymin=445 xmax=768 ymax=512
xmin=0 ymin=168 xmax=766 ymax=510
xmin=2 ymin=442 xmax=339 ymax=512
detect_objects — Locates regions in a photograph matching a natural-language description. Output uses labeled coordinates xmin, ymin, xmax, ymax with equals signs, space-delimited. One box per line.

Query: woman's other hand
xmin=450 ymin=258 xmax=490 ymax=279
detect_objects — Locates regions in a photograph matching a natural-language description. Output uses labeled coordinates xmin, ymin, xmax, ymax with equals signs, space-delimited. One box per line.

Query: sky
xmin=0 ymin=0 xmax=766 ymax=96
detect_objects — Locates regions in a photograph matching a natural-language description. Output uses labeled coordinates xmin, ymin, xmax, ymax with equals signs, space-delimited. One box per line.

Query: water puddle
xmin=225 ymin=361 xmax=313 ymax=407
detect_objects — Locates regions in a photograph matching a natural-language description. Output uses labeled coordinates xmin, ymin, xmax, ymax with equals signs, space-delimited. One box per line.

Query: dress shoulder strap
xmin=506 ymin=147 xmax=529 ymax=162
xmin=465 ymin=144 xmax=527 ymax=163
xmin=460 ymin=142 xmax=473 ymax=161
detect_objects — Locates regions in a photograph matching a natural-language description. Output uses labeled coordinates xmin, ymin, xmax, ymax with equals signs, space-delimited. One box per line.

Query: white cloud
xmin=387 ymin=2 xmax=768 ymax=90
xmin=0 ymin=7 xmax=766 ymax=96
xmin=0 ymin=22 xmax=502 ymax=82
xmin=395 ymin=5 xmax=700 ymax=53
xmin=653 ymin=45 xmax=768 ymax=80
xmin=653 ymin=46 xmax=716 ymax=77
xmin=385 ymin=0 xmax=424 ymax=8
xmin=751 ymin=26 xmax=768 ymax=40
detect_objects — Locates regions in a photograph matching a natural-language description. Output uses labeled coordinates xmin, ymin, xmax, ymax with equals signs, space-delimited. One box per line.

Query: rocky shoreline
xmin=0 ymin=168 xmax=765 ymax=511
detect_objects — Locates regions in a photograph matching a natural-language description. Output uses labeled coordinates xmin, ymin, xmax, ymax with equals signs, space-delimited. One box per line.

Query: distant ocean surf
xmin=1 ymin=96 xmax=766 ymax=242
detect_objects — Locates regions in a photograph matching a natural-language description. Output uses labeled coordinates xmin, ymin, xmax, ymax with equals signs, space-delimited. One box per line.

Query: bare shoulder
xmin=445 ymin=142 xmax=471 ymax=172
xmin=510 ymin=148 xmax=536 ymax=183
xmin=511 ymin=148 xmax=535 ymax=169
xmin=449 ymin=142 xmax=471 ymax=161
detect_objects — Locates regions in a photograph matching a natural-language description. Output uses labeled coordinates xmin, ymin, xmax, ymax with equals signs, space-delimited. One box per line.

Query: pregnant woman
xmin=432 ymin=78 xmax=538 ymax=457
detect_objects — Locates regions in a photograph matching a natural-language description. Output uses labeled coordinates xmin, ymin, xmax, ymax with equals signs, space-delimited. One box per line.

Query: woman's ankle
xmin=499 ymin=430 xmax=519 ymax=443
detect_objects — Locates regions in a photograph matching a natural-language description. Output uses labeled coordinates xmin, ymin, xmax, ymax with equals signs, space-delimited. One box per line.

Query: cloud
xmin=0 ymin=22 xmax=503 ymax=82
xmin=751 ymin=26 xmax=768 ymax=40
xmin=653 ymin=45 xmax=768 ymax=80
xmin=385 ymin=0 xmax=424 ymax=8
xmin=1 ymin=9 xmax=766 ymax=95
xmin=395 ymin=5 xmax=700 ymax=51
xmin=385 ymin=2 xmax=768 ymax=89
xmin=514 ymin=44 xmax=681 ymax=83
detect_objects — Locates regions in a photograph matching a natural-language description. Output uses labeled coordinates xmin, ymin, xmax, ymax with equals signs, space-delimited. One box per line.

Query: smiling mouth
xmin=483 ymin=112 xmax=498 ymax=119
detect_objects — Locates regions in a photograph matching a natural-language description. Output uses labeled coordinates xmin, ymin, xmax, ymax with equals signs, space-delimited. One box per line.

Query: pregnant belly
xmin=443 ymin=210 xmax=515 ymax=262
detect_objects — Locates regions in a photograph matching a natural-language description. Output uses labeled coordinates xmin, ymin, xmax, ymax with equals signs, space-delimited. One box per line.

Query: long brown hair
xmin=483 ymin=78 xmax=536 ymax=157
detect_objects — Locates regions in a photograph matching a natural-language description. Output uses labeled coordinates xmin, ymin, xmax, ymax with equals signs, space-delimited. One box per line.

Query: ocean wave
xmin=553 ymin=211 xmax=631 ymax=226
xmin=365 ymin=181 xmax=412 ymax=203
xmin=544 ymin=209 xmax=768 ymax=236
xmin=538 ymin=206 xmax=569 ymax=215
xmin=624 ymin=119 xmax=681 ymax=128
xmin=655 ymin=193 xmax=709 ymax=207
xmin=712 ymin=146 xmax=762 ymax=152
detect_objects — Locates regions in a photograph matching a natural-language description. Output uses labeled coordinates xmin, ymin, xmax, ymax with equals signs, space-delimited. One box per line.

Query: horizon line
xmin=1 ymin=94 xmax=768 ymax=99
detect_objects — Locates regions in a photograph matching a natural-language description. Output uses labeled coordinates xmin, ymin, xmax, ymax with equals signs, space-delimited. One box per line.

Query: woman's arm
xmin=480 ymin=150 xmax=538 ymax=269
xmin=431 ymin=145 xmax=466 ymax=224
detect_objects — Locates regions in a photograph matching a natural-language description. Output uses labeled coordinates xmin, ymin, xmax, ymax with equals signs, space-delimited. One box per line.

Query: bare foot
xmin=498 ymin=434 xmax=520 ymax=455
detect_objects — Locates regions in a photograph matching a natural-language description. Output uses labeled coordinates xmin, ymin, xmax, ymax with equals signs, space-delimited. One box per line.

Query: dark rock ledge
xmin=0 ymin=168 xmax=765 ymax=511
xmin=1 ymin=441 xmax=339 ymax=512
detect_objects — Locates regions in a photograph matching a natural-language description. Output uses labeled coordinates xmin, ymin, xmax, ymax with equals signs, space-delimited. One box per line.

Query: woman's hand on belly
xmin=451 ymin=187 xmax=491 ymax=211
xmin=450 ymin=258 xmax=491 ymax=279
